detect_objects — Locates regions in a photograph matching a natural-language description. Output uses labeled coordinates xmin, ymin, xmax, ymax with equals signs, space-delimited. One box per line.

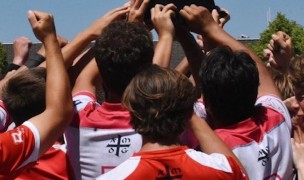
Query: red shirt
xmin=16 ymin=142 xmax=75 ymax=180
xmin=0 ymin=121 xmax=39 ymax=179
xmin=98 ymin=146 xmax=248 ymax=180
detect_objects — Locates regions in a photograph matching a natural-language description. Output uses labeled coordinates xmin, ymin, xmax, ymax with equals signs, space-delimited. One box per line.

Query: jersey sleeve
xmin=194 ymin=99 xmax=207 ymax=119
xmin=0 ymin=100 xmax=12 ymax=132
xmin=71 ymin=91 xmax=99 ymax=126
xmin=0 ymin=121 xmax=40 ymax=175
xmin=73 ymin=91 xmax=97 ymax=112
xmin=256 ymin=95 xmax=292 ymax=131
xmin=225 ymin=156 xmax=248 ymax=179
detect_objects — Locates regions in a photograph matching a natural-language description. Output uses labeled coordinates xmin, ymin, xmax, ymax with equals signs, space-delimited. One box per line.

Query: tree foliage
xmin=0 ymin=43 xmax=7 ymax=74
xmin=249 ymin=12 xmax=304 ymax=60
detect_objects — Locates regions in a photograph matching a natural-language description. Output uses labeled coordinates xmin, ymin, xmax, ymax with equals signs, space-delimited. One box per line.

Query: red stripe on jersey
xmin=214 ymin=106 xmax=285 ymax=148
xmin=78 ymin=102 xmax=132 ymax=129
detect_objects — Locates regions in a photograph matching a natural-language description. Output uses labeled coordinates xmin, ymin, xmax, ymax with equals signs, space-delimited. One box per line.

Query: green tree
xmin=249 ymin=12 xmax=304 ymax=60
xmin=0 ymin=43 xmax=7 ymax=74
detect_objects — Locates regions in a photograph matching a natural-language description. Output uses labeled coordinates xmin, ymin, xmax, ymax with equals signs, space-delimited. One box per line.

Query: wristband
xmin=7 ymin=63 xmax=20 ymax=72
xmin=25 ymin=53 xmax=45 ymax=68
xmin=2 ymin=63 xmax=20 ymax=75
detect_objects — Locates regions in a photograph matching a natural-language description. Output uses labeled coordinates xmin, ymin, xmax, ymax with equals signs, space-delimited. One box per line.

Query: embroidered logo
xmin=258 ymin=146 xmax=270 ymax=166
xmin=156 ymin=165 xmax=182 ymax=179
xmin=106 ymin=135 xmax=131 ymax=156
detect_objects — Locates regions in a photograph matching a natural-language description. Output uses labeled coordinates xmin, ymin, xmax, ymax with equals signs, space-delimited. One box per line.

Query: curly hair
xmin=199 ymin=46 xmax=259 ymax=125
xmin=2 ymin=67 xmax=46 ymax=126
xmin=94 ymin=21 xmax=154 ymax=96
xmin=122 ymin=65 xmax=197 ymax=145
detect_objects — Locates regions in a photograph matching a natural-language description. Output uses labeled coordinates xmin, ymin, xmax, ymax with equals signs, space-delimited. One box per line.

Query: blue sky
xmin=0 ymin=0 xmax=303 ymax=43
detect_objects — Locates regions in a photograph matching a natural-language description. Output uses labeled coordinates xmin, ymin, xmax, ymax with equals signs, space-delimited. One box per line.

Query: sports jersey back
xmin=65 ymin=92 xmax=142 ymax=179
xmin=98 ymin=146 xmax=248 ymax=180
xmin=194 ymin=95 xmax=294 ymax=179
xmin=0 ymin=121 xmax=40 ymax=178
xmin=15 ymin=142 xmax=75 ymax=180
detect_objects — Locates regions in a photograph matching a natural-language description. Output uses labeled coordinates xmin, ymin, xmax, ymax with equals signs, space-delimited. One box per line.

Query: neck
xmin=140 ymin=139 xmax=180 ymax=152
xmin=105 ymin=92 xmax=122 ymax=103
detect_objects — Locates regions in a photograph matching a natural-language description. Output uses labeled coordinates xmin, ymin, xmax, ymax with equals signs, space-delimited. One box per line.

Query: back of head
xmin=199 ymin=46 xmax=259 ymax=126
xmin=2 ymin=67 xmax=46 ymax=126
xmin=289 ymin=55 xmax=304 ymax=91
xmin=94 ymin=21 xmax=154 ymax=96
xmin=269 ymin=69 xmax=294 ymax=100
xmin=123 ymin=65 xmax=197 ymax=145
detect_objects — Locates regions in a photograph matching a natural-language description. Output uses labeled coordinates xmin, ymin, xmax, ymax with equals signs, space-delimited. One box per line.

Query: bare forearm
xmin=44 ymin=35 xmax=72 ymax=115
xmin=178 ymin=33 xmax=205 ymax=87
xmin=191 ymin=114 xmax=233 ymax=155
xmin=61 ymin=31 xmax=94 ymax=68
xmin=153 ymin=35 xmax=173 ymax=67
xmin=174 ymin=57 xmax=190 ymax=75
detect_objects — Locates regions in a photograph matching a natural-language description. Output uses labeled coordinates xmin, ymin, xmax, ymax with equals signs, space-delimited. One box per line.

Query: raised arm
xmin=61 ymin=5 xmax=129 ymax=68
xmin=0 ymin=37 xmax=32 ymax=98
xmin=27 ymin=10 xmax=73 ymax=157
xmin=151 ymin=4 xmax=176 ymax=67
xmin=72 ymin=49 xmax=101 ymax=96
xmin=264 ymin=31 xmax=293 ymax=74
xmin=180 ymin=5 xmax=280 ymax=98
xmin=175 ymin=27 xmax=205 ymax=87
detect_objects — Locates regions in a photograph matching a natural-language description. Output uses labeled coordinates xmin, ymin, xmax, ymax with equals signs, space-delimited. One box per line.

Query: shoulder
xmin=97 ymin=156 xmax=141 ymax=180
xmin=0 ymin=100 xmax=12 ymax=132
xmin=256 ymin=95 xmax=292 ymax=130
xmin=0 ymin=121 xmax=40 ymax=175
xmin=73 ymin=91 xmax=99 ymax=111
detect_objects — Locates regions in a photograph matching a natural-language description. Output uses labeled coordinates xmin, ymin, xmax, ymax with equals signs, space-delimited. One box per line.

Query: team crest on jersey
xmin=156 ymin=165 xmax=183 ymax=179
xmin=258 ymin=146 xmax=270 ymax=166
xmin=106 ymin=135 xmax=131 ymax=156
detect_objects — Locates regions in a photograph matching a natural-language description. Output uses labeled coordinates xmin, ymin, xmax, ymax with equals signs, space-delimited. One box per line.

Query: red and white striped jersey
xmin=15 ymin=142 xmax=75 ymax=180
xmin=194 ymin=95 xmax=294 ymax=179
xmin=65 ymin=92 xmax=142 ymax=179
xmin=97 ymin=146 xmax=248 ymax=180
xmin=0 ymin=121 xmax=40 ymax=179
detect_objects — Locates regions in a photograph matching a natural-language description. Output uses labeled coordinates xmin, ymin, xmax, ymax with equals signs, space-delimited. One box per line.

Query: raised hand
xmin=27 ymin=10 xmax=56 ymax=42
xmin=211 ymin=7 xmax=230 ymax=28
xmin=264 ymin=31 xmax=293 ymax=73
xmin=13 ymin=36 xmax=32 ymax=65
xmin=151 ymin=3 xmax=176 ymax=38
xmin=85 ymin=6 xmax=129 ymax=40
xmin=128 ymin=0 xmax=150 ymax=23
xmin=179 ymin=5 xmax=216 ymax=35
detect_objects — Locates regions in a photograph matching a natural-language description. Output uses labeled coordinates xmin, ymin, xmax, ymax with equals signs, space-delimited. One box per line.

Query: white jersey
xmin=194 ymin=95 xmax=294 ymax=180
xmin=65 ymin=92 xmax=142 ymax=180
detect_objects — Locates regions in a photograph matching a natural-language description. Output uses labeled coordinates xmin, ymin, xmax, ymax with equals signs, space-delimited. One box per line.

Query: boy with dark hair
xmin=98 ymin=65 xmax=247 ymax=179
xmin=199 ymin=46 xmax=259 ymax=127
xmin=65 ymin=1 xmax=180 ymax=179
xmin=178 ymin=5 xmax=293 ymax=179
xmin=94 ymin=21 xmax=154 ymax=100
